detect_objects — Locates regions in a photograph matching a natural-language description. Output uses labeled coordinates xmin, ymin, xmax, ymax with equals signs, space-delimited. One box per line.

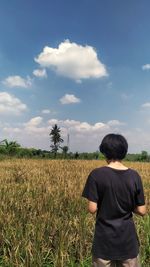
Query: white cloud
xmin=60 ymin=119 xmax=80 ymax=127
xmin=47 ymin=119 xmax=59 ymax=126
xmin=24 ymin=116 xmax=43 ymax=127
xmin=0 ymin=92 xmax=27 ymax=115
xmin=23 ymin=117 xmax=47 ymax=136
xmin=73 ymin=121 xmax=108 ymax=132
xmin=47 ymin=118 xmax=116 ymax=133
xmin=60 ymin=94 xmax=81 ymax=104
xmin=42 ymin=109 xmax=51 ymax=114
xmin=142 ymin=64 xmax=150 ymax=70
xmin=33 ymin=69 xmax=47 ymax=78
xmin=34 ymin=39 xmax=108 ymax=81
xmin=3 ymin=127 xmax=21 ymax=133
xmin=107 ymin=120 xmax=125 ymax=126
xmin=141 ymin=102 xmax=150 ymax=108
xmin=2 ymin=75 xmax=32 ymax=88
xmin=3 ymin=116 xmax=150 ymax=153
xmin=1 ymin=117 xmax=126 ymax=152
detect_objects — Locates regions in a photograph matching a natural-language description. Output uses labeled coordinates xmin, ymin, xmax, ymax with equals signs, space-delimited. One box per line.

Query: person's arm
xmin=133 ymin=205 xmax=147 ymax=217
xmin=88 ymin=200 xmax=98 ymax=214
xmin=133 ymin=172 xmax=146 ymax=217
xmin=81 ymin=171 xmax=99 ymax=214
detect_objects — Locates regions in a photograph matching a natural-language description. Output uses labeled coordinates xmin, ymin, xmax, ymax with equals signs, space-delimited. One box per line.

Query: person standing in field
xmin=82 ymin=134 xmax=146 ymax=267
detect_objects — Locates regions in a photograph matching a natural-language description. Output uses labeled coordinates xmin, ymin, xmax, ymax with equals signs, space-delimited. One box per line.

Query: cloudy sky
xmin=1 ymin=0 xmax=150 ymax=152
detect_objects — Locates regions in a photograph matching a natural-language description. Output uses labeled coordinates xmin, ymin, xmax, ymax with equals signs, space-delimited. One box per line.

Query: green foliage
xmin=140 ymin=151 xmax=149 ymax=161
xmin=0 ymin=139 xmax=21 ymax=156
xmin=0 ymin=138 xmax=150 ymax=162
xmin=61 ymin=145 xmax=69 ymax=156
xmin=125 ymin=151 xmax=150 ymax=162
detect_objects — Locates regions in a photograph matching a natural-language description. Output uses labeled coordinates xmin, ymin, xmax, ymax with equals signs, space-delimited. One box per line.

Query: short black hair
xmin=99 ymin=133 xmax=128 ymax=160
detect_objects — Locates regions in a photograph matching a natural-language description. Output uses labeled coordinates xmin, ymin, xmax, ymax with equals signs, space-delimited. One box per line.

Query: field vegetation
xmin=0 ymin=159 xmax=149 ymax=266
xmin=0 ymin=137 xmax=150 ymax=162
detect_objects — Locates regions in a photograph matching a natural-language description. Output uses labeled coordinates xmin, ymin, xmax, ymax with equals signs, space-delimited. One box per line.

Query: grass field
xmin=0 ymin=159 xmax=149 ymax=267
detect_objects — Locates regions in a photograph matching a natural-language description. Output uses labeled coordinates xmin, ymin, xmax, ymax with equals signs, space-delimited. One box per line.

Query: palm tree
xmin=49 ymin=124 xmax=64 ymax=157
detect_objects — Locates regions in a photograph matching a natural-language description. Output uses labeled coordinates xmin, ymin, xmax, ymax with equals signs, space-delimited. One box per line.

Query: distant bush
xmin=0 ymin=139 xmax=150 ymax=161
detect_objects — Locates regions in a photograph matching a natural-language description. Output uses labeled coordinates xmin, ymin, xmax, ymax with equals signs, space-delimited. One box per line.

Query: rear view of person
xmin=82 ymin=133 xmax=146 ymax=267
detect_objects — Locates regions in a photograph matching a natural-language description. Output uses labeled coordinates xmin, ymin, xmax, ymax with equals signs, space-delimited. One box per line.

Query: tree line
xmin=0 ymin=124 xmax=150 ymax=161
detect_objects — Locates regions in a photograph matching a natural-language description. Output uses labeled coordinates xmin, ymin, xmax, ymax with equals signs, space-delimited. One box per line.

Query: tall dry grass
xmin=0 ymin=159 xmax=149 ymax=266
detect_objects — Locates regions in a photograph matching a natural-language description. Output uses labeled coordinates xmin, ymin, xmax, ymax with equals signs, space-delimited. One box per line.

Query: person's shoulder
xmin=124 ymin=168 xmax=141 ymax=182
xmin=91 ymin=166 xmax=140 ymax=175
xmin=128 ymin=168 xmax=140 ymax=175
xmin=90 ymin=166 xmax=108 ymax=177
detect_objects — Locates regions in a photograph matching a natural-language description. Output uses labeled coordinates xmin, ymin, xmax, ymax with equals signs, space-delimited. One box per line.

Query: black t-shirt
xmin=81 ymin=166 xmax=145 ymax=260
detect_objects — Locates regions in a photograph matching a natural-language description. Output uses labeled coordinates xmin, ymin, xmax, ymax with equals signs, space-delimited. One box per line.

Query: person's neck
xmin=106 ymin=160 xmax=128 ymax=170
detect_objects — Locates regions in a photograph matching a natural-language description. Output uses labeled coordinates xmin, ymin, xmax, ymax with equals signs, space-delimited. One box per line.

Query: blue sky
xmin=1 ymin=0 xmax=150 ymax=152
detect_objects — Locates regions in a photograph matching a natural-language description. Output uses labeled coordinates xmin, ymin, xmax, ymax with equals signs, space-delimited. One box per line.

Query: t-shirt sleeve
xmin=134 ymin=172 xmax=145 ymax=206
xmin=81 ymin=172 xmax=99 ymax=203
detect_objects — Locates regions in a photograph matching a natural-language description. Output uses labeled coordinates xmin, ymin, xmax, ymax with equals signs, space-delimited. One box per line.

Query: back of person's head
xmin=99 ymin=133 xmax=128 ymax=160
